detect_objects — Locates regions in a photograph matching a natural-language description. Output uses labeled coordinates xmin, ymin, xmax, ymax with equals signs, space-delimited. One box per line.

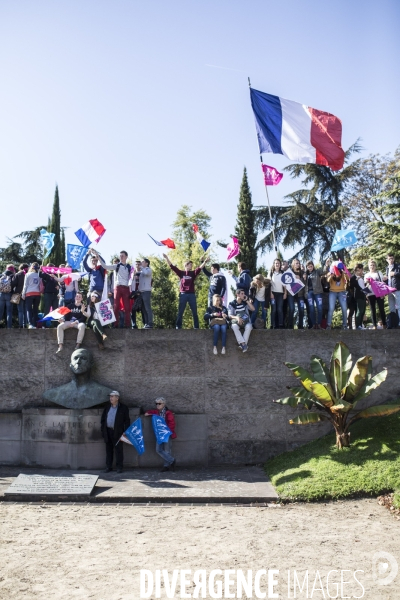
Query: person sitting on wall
xmin=56 ymin=291 xmax=88 ymax=354
xmin=204 ymin=293 xmax=230 ymax=355
xmin=101 ymin=391 xmax=130 ymax=474
xmin=144 ymin=397 xmax=176 ymax=472
xmin=228 ymin=288 xmax=255 ymax=353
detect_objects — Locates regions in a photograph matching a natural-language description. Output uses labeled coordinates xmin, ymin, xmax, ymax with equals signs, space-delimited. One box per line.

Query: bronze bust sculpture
xmin=43 ymin=348 xmax=114 ymax=409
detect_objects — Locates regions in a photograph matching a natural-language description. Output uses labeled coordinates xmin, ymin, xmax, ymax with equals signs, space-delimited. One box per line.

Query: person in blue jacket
xmin=230 ymin=262 xmax=252 ymax=297
xmin=83 ymin=250 xmax=106 ymax=296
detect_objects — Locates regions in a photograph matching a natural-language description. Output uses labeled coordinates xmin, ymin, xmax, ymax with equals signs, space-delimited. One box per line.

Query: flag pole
xmin=248 ymin=77 xmax=278 ymax=255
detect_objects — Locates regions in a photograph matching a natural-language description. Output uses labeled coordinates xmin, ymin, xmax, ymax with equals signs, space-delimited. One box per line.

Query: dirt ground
xmin=0 ymin=498 xmax=399 ymax=600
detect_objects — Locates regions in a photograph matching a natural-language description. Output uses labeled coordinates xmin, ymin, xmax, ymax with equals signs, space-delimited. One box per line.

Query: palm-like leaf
xmin=344 ymin=356 xmax=371 ymax=401
xmin=289 ymin=413 xmax=330 ymax=425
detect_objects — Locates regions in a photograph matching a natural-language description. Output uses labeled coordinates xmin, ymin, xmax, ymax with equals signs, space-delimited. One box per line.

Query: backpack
xmin=0 ymin=275 xmax=12 ymax=293
xmin=116 ymin=262 xmax=131 ymax=273
xmin=387 ymin=312 xmax=399 ymax=329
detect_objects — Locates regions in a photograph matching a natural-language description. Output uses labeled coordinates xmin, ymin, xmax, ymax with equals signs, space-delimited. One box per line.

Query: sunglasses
xmin=156 ymin=402 xmax=163 ymax=405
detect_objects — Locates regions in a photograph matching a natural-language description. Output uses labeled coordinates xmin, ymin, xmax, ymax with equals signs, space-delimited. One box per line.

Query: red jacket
xmin=146 ymin=409 xmax=177 ymax=439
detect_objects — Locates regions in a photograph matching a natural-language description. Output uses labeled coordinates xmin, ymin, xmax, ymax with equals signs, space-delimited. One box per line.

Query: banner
xmin=262 ymin=163 xmax=283 ymax=186
xmin=331 ymin=229 xmax=358 ymax=251
xmin=67 ymin=244 xmax=89 ymax=270
xmin=119 ymin=418 xmax=145 ymax=455
xmin=226 ymin=236 xmax=240 ymax=261
xmin=41 ymin=266 xmax=72 ymax=275
xmin=39 ymin=229 xmax=55 ymax=259
xmin=281 ymin=269 xmax=305 ymax=297
xmin=95 ymin=298 xmax=116 ymax=326
xmin=151 ymin=415 xmax=172 ymax=444
xmin=365 ymin=278 xmax=396 ymax=298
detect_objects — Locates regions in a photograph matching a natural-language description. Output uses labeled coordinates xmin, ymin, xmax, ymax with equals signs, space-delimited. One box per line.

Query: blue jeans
xmin=26 ymin=296 xmax=40 ymax=327
xmin=307 ymin=292 xmax=323 ymax=327
xmin=156 ymin=438 xmax=174 ymax=466
xmin=251 ymin=299 xmax=266 ymax=324
xmin=287 ymin=295 xmax=305 ymax=329
xmin=176 ymin=293 xmax=199 ymax=329
xmin=328 ymin=291 xmax=348 ymax=327
xmin=0 ymin=292 xmax=13 ymax=328
xmin=211 ymin=323 xmax=227 ymax=346
xmin=17 ymin=299 xmax=27 ymax=327
xmin=270 ymin=292 xmax=284 ymax=328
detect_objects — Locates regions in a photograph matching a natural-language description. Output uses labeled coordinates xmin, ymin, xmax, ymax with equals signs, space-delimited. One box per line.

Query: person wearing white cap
xmin=100 ymin=391 xmax=130 ymax=473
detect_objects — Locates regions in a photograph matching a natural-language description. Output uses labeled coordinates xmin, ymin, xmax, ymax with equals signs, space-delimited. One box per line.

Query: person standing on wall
xmin=83 ymin=250 xmax=106 ymax=297
xmin=163 ymin=254 xmax=207 ymax=329
xmin=101 ymin=391 xmax=130 ymax=474
xmin=96 ymin=250 xmax=132 ymax=328
xmin=202 ymin=262 xmax=227 ymax=307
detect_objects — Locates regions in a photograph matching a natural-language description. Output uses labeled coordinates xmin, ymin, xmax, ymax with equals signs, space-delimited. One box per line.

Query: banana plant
xmin=274 ymin=341 xmax=400 ymax=448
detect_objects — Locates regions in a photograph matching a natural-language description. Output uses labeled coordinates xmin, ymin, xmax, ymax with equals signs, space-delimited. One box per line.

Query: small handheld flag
xmin=40 ymin=306 xmax=71 ymax=322
xmin=119 ymin=418 xmax=145 ymax=455
xmin=331 ymin=229 xmax=358 ymax=252
xmin=75 ymin=219 xmax=106 ymax=247
xmin=262 ymin=164 xmax=283 ymax=186
xmin=226 ymin=236 xmax=240 ymax=261
xmin=40 ymin=229 xmax=55 ymax=259
xmin=61 ymin=272 xmax=87 ymax=287
xmin=67 ymin=244 xmax=90 ymax=269
xmin=148 ymin=234 xmax=176 ymax=249
xmin=192 ymin=224 xmax=210 ymax=252
xmin=365 ymin=278 xmax=396 ymax=298
xmin=151 ymin=415 xmax=172 ymax=444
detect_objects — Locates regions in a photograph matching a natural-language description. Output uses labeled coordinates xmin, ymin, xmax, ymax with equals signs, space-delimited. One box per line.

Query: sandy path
xmin=0 ymin=499 xmax=398 ymax=599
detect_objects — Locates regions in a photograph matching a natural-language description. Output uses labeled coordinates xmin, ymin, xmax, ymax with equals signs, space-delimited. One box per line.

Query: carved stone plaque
xmin=4 ymin=474 xmax=98 ymax=496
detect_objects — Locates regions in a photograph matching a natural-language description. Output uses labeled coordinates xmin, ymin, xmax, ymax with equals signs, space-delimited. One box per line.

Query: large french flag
xmin=250 ymin=88 xmax=345 ymax=171
xmin=75 ymin=219 xmax=106 ymax=247
xmin=40 ymin=306 xmax=71 ymax=322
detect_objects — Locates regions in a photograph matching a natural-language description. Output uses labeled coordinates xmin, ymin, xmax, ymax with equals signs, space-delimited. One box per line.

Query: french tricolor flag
xmin=192 ymin=224 xmax=210 ymax=252
xmin=75 ymin=219 xmax=106 ymax=247
xmin=250 ymin=88 xmax=345 ymax=171
xmin=40 ymin=306 xmax=71 ymax=322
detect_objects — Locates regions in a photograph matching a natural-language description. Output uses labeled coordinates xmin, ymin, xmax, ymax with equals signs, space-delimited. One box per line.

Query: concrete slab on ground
xmin=0 ymin=466 xmax=278 ymax=503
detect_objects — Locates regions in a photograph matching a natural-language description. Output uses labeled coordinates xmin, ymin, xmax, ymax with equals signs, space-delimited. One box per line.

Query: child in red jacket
xmin=145 ymin=397 xmax=176 ymax=472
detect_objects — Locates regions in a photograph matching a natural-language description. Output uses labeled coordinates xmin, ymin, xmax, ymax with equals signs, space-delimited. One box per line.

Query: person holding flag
xmin=83 ymin=249 xmax=106 ymax=297
xmin=163 ymin=254 xmax=207 ymax=329
xmin=145 ymin=397 xmax=176 ymax=472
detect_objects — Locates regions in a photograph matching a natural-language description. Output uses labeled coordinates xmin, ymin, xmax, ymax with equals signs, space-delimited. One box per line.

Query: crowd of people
xmin=0 ymin=250 xmax=399 ymax=355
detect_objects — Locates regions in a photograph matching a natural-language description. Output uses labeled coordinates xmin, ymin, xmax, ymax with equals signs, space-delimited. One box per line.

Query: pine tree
xmin=46 ymin=185 xmax=62 ymax=265
xmin=234 ymin=167 xmax=258 ymax=275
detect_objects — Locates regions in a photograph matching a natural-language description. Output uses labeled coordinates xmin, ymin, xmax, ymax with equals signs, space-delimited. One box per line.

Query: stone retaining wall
xmin=0 ymin=328 xmax=398 ymax=467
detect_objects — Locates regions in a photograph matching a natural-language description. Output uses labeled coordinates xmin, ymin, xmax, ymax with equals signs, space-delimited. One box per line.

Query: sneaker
xmin=160 ymin=466 xmax=170 ymax=473
xmin=117 ymin=468 xmax=123 ymax=474
xmin=170 ymin=459 xmax=176 ymax=472
xmin=28 ymin=325 xmax=36 ymax=329
xmin=103 ymin=468 xmax=112 ymax=473
xmin=326 ymin=325 xmax=331 ymax=330
xmin=144 ymin=324 xmax=153 ymax=329
xmin=56 ymin=346 xmax=63 ymax=354
xmin=221 ymin=347 xmax=226 ymax=355
xmin=356 ymin=326 xmax=364 ymax=330
xmin=213 ymin=347 xmax=218 ymax=355
xmin=240 ymin=343 xmax=248 ymax=352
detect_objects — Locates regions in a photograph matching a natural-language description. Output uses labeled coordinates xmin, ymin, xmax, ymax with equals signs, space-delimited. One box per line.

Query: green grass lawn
xmin=266 ymin=412 xmax=400 ymax=502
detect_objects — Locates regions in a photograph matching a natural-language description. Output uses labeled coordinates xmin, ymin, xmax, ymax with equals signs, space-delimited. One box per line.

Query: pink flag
xmin=262 ymin=164 xmax=283 ymax=186
xmin=365 ymin=278 xmax=396 ymax=298
xmin=42 ymin=266 xmax=72 ymax=274
xmin=227 ymin=237 xmax=240 ymax=261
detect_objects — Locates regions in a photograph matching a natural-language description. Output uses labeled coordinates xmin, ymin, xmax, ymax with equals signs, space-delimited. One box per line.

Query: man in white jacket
xmin=130 ymin=258 xmax=154 ymax=329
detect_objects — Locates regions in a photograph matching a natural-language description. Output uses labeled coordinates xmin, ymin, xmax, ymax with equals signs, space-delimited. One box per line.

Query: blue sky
xmin=0 ymin=0 xmax=399 ymax=268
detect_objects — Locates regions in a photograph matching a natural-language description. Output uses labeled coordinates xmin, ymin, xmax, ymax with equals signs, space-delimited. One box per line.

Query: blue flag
xmin=119 ymin=418 xmax=145 ymax=455
xmin=67 ymin=244 xmax=89 ymax=270
xmin=151 ymin=415 xmax=172 ymax=444
xmin=331 ymin=229 xmax=358 ymax=252
xmin=40 ymin=229 xmax=55 ymax=259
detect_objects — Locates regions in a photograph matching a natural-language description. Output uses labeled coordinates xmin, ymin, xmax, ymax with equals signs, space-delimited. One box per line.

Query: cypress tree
xmin=46 ymin=185 xmax=63 ymax=265
xmin=234 ymin=167 xmax=258 ymax=275
xmin=60 ymin=228 xmax=66 ymax=264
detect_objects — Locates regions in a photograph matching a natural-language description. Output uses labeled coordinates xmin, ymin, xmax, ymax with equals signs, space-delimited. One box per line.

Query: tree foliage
xmin=150 ymin=256 xmax=178 ymax=328
xmin=46 ymin=185 xmax=63 ymax=265
xmin=255 ymin=141 xmax=362 ymax=262
xmin=0 ymin=226 xmax=45 ymax=271
xmin=233 ymin=167 xmax=258 ymax=275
